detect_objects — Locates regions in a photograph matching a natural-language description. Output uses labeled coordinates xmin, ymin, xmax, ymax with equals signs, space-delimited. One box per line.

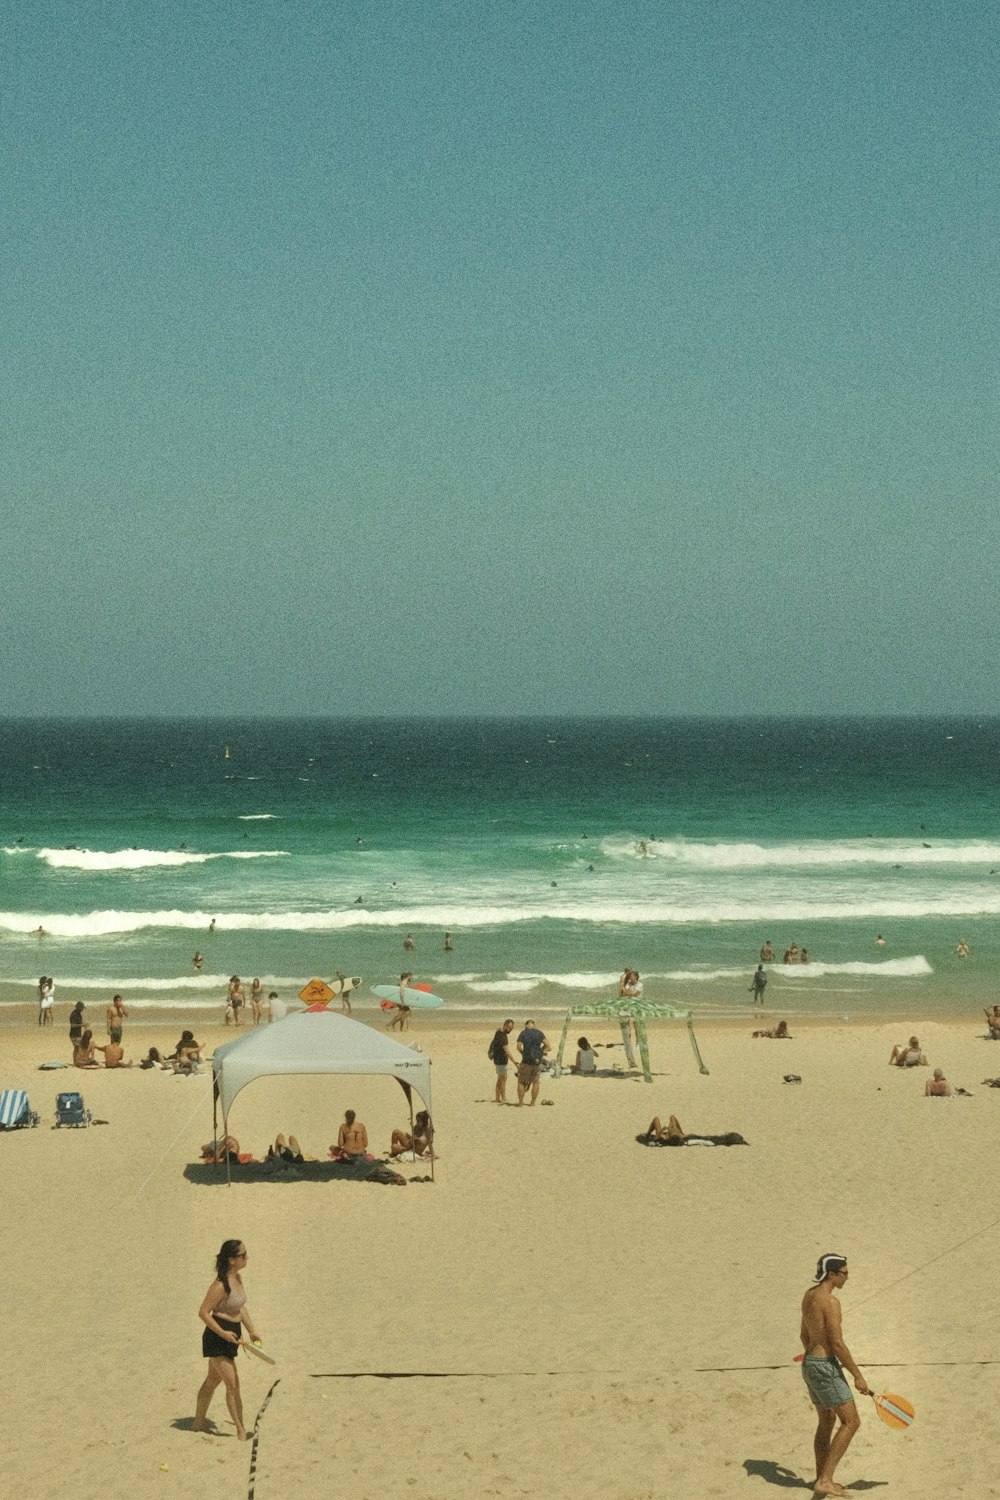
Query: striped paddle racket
xmin=869 ymin=1391 xmax=915 ymax=1429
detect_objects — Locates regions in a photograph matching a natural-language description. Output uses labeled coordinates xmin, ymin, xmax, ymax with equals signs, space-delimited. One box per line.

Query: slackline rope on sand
xmin=247 ymin=1379 xmax=280 ymax=1500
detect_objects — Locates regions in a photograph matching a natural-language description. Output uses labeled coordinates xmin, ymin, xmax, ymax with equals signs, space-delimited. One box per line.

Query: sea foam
xmin=33 ymin=848 xmax=288 ymax=871
xmin=600 ymin=834 xmax=1000 ymax=868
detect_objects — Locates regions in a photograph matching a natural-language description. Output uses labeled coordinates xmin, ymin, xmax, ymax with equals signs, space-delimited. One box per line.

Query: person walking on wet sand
xmin=799 ymin=1253 xmax=870 ymax=1497
xmin=749 ymin=964 xmax=767 ymax=1005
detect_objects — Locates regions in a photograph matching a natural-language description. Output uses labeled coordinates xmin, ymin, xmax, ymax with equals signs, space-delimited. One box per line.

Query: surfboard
xmin=339 ymin=976 xmax=361 ymax=994
xmin=371 ymin=984 xmax=444 ymax=1009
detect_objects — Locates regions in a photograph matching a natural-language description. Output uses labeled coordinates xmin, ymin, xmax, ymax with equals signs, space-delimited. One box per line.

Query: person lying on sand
xmin=201 ymin=1136 xmax=242 ymax=1165
xmin=265 ymin=1133 xmax=306 ymax=1163
xmin=638 ymin=1115 xmax=748 ymax=1147
xmin=753 ymin=1020 xmax=792 ymax=1038
xmin=390 ymin=1110 xmax=435 ymax=1158
xmin=889 ymin=1036 xmax=925 ymax=1067
xmin=644 ymin=1114 xmax=688 ymax=1142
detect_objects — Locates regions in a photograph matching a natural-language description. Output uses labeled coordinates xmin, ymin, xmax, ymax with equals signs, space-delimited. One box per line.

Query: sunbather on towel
xmin=638 ymin=1115 xmax=748 ymax=1147
xmin=390 ymin=1110 xmax=435 ymax=1158
xmin=752 ymin=1020 xmax=791 ymax=1038
xmin=201 ymin=1136 xmax=243 ymax=1165
xmin=265 ymin=1133 xmax=306 ymax=1163
xmin=644 ymin=1114 xmax=688 ymax=1142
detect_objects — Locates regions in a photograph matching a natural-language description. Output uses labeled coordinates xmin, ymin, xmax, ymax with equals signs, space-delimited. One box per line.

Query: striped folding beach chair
xmin=0 ymin=1089 xmax=41 ymax=1130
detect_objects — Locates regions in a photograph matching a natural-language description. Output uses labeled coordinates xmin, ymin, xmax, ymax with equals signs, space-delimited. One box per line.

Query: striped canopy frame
xmin=552 ymin=996 xmax=709 ymax=1082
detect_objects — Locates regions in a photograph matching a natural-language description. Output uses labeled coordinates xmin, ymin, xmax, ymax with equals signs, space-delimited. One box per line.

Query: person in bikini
xmin=799 ymin=1253 xmax=870 ymax=1497
xmin=330 ymin=1109 xmax=368 ymax=1159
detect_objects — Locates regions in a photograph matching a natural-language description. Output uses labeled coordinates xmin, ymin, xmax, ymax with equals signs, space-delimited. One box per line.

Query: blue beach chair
xmin=54 ymin=1091 xmax=92 ymax=1128
xmin=0 ymin=1089 xmax=40 ymax=1130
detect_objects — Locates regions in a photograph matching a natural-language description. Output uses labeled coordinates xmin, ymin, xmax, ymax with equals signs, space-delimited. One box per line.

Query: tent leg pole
xmin=553 ymin=1009 xmax=572 ymax=1077
xmin=637 ymin=1018 xmax=652 ymax=1083
xmin=224 ymin=1110 xmax=231 ymax=1187
xmin=687 ymin=1018 xmax=709 ymax=1075
xmin=620 ymin=1017 xmax=637 ymax=1070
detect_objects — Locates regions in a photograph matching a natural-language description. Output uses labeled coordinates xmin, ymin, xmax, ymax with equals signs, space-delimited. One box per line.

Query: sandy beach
xmin=3 ymin=1008 xmax=998 ymax=1499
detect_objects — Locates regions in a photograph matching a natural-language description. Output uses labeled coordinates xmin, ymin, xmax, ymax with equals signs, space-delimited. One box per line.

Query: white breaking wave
xmin=507 ymin=970 xmax=624 ymax=990
xmin=657 ymin=956 xmax=932 ymax=982
xmin=600 ymin=834 xmax=1000 ymax=869
xmin=32 ymin=848 xmax=288 ymax=871
xmin=3 ymin=896 xmax=1000 ymax=938
xmin=467 ymin=979 xmax=540 ymax=993
xmin=238 ymin=814 xmax=279 ymax=820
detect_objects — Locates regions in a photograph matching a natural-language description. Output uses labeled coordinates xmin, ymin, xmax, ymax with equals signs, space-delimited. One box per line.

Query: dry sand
xmin=3 ymin=1010 xmax=999 ymax=1499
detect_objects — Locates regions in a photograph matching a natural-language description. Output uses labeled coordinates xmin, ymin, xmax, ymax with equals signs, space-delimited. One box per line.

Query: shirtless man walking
xmin=799 ymin=1253 xmax=870 ymax=1497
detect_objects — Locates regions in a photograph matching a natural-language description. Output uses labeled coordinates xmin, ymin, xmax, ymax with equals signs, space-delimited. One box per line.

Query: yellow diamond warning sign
xmin=298 ymin=978 xmax=335 ymax=1005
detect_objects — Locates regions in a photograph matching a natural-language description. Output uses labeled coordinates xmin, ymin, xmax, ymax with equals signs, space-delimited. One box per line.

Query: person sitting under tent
xmin=570 ymin=1037 xmax=599 ymax=1074
xmin=201 ymin=1136 xmax=242 ymax=1165
xmin=330 ymin=1109 xmax=368 ymax=1160
xmin=390 ymin=1110 xmax=434 ymax=1158
xmin=265 ymin=1133 xmax=307 ymax=1163
xmin=752 ymin=1020 xmax=792 ymax=1039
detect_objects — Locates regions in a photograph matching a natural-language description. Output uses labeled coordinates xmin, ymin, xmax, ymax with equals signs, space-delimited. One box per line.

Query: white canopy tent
xmin=211 ymin=1011 xmax=433 ymax=1184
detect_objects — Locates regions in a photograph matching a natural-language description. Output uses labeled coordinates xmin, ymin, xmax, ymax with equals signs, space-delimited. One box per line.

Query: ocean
xmin=2 ymin=716 xmax=999 ymax=1024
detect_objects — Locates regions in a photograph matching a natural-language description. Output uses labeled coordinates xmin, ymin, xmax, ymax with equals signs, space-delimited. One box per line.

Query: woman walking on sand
xmin=194 ymin=1239 xmax=263 ymax=1441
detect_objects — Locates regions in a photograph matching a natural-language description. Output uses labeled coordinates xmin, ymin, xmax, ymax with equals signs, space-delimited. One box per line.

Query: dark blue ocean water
xmin=2 ymin=717 xmax=999 ymax=1020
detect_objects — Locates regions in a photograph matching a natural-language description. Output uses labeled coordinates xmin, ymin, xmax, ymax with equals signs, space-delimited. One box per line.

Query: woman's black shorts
xmin=202 ymin=1316 xmax=241 ymax=1360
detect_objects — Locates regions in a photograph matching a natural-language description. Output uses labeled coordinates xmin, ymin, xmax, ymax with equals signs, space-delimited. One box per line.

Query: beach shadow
xmin=742 ymin=1459 xmax=811 ymax=1488
xmin=171 ymin=1417 xmax=225 ymax=1436
xmin=742 ymin=1462 xmax=887 ymax=1492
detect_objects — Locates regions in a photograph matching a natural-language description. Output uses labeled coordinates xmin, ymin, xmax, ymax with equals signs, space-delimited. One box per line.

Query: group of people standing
xmin=488 ymin=1018 xmax=551 ymax=1105
xmin=224 ymin=977 xmax=278 ymax=1026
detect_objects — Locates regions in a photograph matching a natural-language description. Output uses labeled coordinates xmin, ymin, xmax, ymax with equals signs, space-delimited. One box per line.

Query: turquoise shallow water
xmin=2 ymin=716 xmax=999 ymax=1021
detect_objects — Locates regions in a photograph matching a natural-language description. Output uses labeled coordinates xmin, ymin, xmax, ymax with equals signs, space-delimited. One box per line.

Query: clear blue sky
xmin=3 ymin=1 xmax=996 ymax=715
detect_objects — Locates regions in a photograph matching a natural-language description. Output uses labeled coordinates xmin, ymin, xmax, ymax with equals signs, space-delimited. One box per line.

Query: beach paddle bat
xmin=240 ymin=1340 xmax=276 ymax=1365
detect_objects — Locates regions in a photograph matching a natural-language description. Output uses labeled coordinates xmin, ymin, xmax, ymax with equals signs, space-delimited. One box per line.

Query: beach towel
xmin=635 ymin=1132 xmax=748 ymax=1148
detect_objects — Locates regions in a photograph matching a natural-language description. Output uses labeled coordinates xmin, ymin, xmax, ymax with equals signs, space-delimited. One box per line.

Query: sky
xmin=2 ymin=1 xmax=997 ymax=716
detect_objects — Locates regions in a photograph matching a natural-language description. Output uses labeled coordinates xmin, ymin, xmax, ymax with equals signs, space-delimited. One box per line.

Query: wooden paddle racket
xmin=869 ymin=1391 xmax=915 ymax=1429
xmin=240 ymin=1340 xmax=276 ymax=1365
